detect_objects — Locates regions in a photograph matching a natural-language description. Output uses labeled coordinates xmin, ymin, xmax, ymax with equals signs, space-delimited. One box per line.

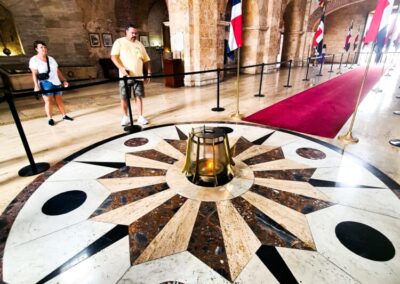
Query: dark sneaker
xmin=63 ymin=115 xmax=74 ymax=121
xmin=48 ymin=119 xmax=55 ymax=126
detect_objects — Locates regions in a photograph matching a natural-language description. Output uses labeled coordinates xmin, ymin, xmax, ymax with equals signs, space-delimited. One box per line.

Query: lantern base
xmin=186 ymin=172 xmax=233 ymax=187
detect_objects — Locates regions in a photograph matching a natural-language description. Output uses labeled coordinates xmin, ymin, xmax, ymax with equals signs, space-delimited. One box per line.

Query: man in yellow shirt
xmin=111 ymin=24 xmax=152 ymax=126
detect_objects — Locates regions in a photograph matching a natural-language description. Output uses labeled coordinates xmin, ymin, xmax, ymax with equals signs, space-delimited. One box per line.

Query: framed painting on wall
xmin=139 ymin=36 xmax=150 ymax=47
xmin=89 ymin=33 xmax=101 ymax=47
xmin=102 ymin=33 xmax=113 ymax=47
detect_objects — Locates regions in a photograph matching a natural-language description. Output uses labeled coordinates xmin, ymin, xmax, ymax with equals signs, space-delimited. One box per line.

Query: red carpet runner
xmin=243 ymin=66 xmax=383 ymax=138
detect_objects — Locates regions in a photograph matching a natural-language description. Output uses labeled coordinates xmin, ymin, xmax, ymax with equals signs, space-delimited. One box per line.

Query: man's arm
xmin=111 ymin=55 xmax=128 ymax=77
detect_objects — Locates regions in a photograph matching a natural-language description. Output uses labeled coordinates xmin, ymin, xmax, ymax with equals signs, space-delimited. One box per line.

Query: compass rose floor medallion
xmin=1 ymin=122 xmax=399 ymax=283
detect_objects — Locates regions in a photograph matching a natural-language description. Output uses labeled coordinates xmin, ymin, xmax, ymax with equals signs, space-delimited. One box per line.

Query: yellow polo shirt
xmin=111 ymin=37 xmax=150 ymax=78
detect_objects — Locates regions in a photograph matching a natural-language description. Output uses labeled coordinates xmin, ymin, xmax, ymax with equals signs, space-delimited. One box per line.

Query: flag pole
xmin=231 ymin=48 xmax=242 ymax=119
xmin=338 ymin=42 xmax=376 ymax=143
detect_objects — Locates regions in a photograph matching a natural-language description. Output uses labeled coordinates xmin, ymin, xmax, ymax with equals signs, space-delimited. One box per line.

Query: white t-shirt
xmin=29 ymin=56 xmax=61 ymax=85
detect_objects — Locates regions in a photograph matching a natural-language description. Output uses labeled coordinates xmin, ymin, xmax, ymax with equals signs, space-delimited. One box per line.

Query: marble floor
xmin=0 ymin=63 xmax=399 ymax=283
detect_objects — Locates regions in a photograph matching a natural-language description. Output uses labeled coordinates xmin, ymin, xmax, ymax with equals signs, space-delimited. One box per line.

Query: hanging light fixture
xmin=182 ymin=126 xmax=235 ymax=187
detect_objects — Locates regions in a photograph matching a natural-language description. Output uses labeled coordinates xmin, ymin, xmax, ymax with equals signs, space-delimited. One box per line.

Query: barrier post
xmin=123 ymin=76 xmax=142 ymax=133
xmin=328 ymin=54 xmax=335 ymax=73
xmin=317 ymin=56 xmax=324 ymax=76
xmin=283 ymin=60 xmax=292 ymax=88
xmin=4 ymin=87 xmax=50 ymax=176
xmin=302 ymin=57 xmax=310 ymax=81
xmin=344 ymin=52 xmax=350 ymax=67
xmin=254 ymin=63 xmax=265 ymax=97
xmin=212 ymin=68 xmax=225 ymax=111
xmin=337 ymin=53 xmax=344 ymax=74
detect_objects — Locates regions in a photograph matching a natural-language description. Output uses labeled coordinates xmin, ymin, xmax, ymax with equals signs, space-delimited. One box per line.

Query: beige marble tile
xmin=98 ymin=176 xmax=166 ymax=193
xmin=91 ymin=188 xmax=177 ymax=225
xmin=154 ymin=139 xmax=185 ymax=160
xmin=242 ymin=191 xmax=316 ymax=249
xmin=217 ymin=200 xmax=261 ymax=280
xmin=134 ymin=199 xmax=200 ymax=264
xmin=235 ymin=145 xmax=277 ymax=161
xmin=249 ymin=158 xmax=314 ymax=171
xmin=254 ymin=178 xmax=330 ymax=201
xmin=234 ymin=254 xmax=279 ymax=284
xmin=125 ymin=154 xmax=173 ymax=170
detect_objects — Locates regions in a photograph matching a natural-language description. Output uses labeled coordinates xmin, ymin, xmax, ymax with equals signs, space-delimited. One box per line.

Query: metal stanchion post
xmin=212 ymin=68 xmax=225 ymax=111
xmin=344 ymin=52 xmax=350 ymax=67
xmin=303 ymin=57 xmax=310 ymax=81
xmin=349 ymin=53 xmax=354 ymax=69
xmin=4 ymin=88 xmax=50 ymax=176
xmin=283 ymin=60 xmax=292 ymax=88
xmin=328 ymin=54 xmax=335 ymax=73
xmin=317 ymin=56 xmax=324 ymax=76
xmin=337 ymin=53 xmax=343 ymax=74
xmin=123 ymin=76 xmax=142 ymax=133
xmin=254 ymin=63 xmax=265 ymax=97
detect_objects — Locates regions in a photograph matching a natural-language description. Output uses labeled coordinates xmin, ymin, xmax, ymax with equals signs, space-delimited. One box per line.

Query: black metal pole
xmin=349 ymin=53 xmax=355 ymax=69
xmin=317 ymin=56 xmax=324 ymax=76
xmin=284 ymin=60 xmax=292 ymax=88
xmin=303 ymin=57 xmax=310 ymax=81
xmin=254 ymin=63 xmax=265 ymax=97
xmin=344 ymin=52 xmax=350 ymax=67
xmin=123 ymin=76 xmax=142 ymax=133
xmin=328 ymin=54 xmax=335 ymax=73
xmin=212 ymin=68 xmax=225 ymax=111
xmin=4 ymin=88 xmax=50 ymax=176
xmin=337 ymin=53 xmax=344 ymax=74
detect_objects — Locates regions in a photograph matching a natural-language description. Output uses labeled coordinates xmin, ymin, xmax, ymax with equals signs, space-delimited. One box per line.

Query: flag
xmin=227 ymin=0 xmax=242 ymax=59
xmin=313 ymin=15 xmax=325 ymax=55
xmin=353 ymin=31 xmax=360 ymax=50
xmin=344 ymin=21 xmax=353 ymax=51
xmin=394 ymin=32 xmax=400 ymax=50
xmin=384 ymin=18 xmax=397 ymax=50
xmin=319 ymin=0 xmax=326 ymax=9
xmin=363 ymin=0 xmax=394 ymax=44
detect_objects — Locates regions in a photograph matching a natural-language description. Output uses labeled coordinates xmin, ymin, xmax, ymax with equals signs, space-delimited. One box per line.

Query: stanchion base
xmin=254 ymin=94 xmax=265 ymax=97
xmin=302 ymin=78 xmax=310 ymax=81
xmin=337 ymin=72 xmax=342 ymax=75
xmin=211 ymin=107 xmax=225 ymax=112
xmin=316 ymin=74 xmax=323 ymax=77
xmin=338 ymin=131 xmax=359 ymax=144
xmin=124 ymin=124 xmax=142 ymax=133
xmin=230 ymin=112 xmax=243 ymax=120
xmin=283 ymin=85 xmax=292 ymax=88
xmin=385 ymin=73 xmax=391 ymax=77
xmin=328 ymin=70 xmax=334 ymax=73
xmin=18 ymin=162 xmax=50 ymax=177
xmin=372 ymin=88 xmax=383 ymax=93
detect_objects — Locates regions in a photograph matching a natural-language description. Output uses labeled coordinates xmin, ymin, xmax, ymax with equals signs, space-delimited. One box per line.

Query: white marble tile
xmin=318 ymin=187 xmax=400 ymax=219
xmin=307 ymin=205 xmax=400 ymax=283
xmin=147 ymin=125 xmax=182 ymax=140
xmin=47 ymin=236 xmax=130 ymax=284
xmin=262 ymin=130 xmax=301 ymax=147
xmin=119 ymin=251 xmax=230 ymax=284
xmin=73 ymin=148 xmax=126 ymax=163
xmin=46 ymin=161 xmax=115 ymax=182
xmin=3 ymin=221 xmax=116 ymax=284
xmin=234 ymin=254 xmax=279 ymax=284
xmin=280 ymin=139 xmax=344 ymax=168
xmin=6 ymin=179 xmax=110 ymax=247
xmin=277 ymin=247 xmax=358 ymax=283
xmin=312 ymin=165 xmax=388 ymax=188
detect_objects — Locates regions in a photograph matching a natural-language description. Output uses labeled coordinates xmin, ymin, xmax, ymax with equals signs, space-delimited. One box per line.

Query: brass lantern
xmin=182 ymin=126 xmax=235 ymax=187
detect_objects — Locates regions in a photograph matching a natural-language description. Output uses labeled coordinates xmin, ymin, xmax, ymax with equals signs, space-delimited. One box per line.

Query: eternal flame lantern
xmin=182 ymin=126 xmax=235 ymax=187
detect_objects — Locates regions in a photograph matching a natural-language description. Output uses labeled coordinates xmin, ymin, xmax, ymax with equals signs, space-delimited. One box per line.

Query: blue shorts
xmin=39 ymin=81 xmax=62 ymax=96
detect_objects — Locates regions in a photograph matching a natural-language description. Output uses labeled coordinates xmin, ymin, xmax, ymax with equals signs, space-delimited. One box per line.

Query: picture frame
xmin=139 ymin=35 xmax=150 ymax=47
xmin=89 ymin=33 xmax=101 ymax=47
xmin=102 ymin=33 xmax=113 ymax=47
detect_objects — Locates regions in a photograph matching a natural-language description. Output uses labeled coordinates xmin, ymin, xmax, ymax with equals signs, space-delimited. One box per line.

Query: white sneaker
xmin=121 ymin=115 xmax=129 ymax=126
xmin=137 ymin=115 xmax=148 ymax=125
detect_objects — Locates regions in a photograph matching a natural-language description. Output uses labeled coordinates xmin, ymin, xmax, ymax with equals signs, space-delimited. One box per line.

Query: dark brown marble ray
xmin=231 ymin=197 xmax=314 ymax=250
xmin=296 ymin=147 xmax=326 ymax=160
xmin=164 ymin=139 xmax=187 ymax=155
xmin=98 ymin=166 xmax=167 ymax=179
xmin=231 ymin=136 xmax=253 ymax=157
xmin=187 ymin=202 xmax=232 ymax=282
xmin=124 ymin=137 xmax=149 ymax=147
xmin=249 ymin=184 xmax=334 ymax=214
xmin=243 ymin=147 xmax=285 ymax=165
xmin=128 ymin=149 xmax=178 ymax=164
xmin=254 ymin=168 xmax=317 ymax=182
xmin=0 ymin=161 xmax=67 ymax=280
xmin=129 ymin=194 xmax=187 ymax=264
xmin=90 ymin=183 xmax=170 ymax=218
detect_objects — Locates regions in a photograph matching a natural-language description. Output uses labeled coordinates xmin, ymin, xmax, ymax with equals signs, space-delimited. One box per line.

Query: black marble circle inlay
xmin=42 ymin=190 xmax=87 ymax=216
xmin=217 ymin=127 xmax=234 ymax=134
xmin=124 ymin=137 xmax=149 ymax=147
xmin=335 ymin=221 xmax=395 ymax=261
xmin=296 ymin=147 xmax=326 ymax=160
